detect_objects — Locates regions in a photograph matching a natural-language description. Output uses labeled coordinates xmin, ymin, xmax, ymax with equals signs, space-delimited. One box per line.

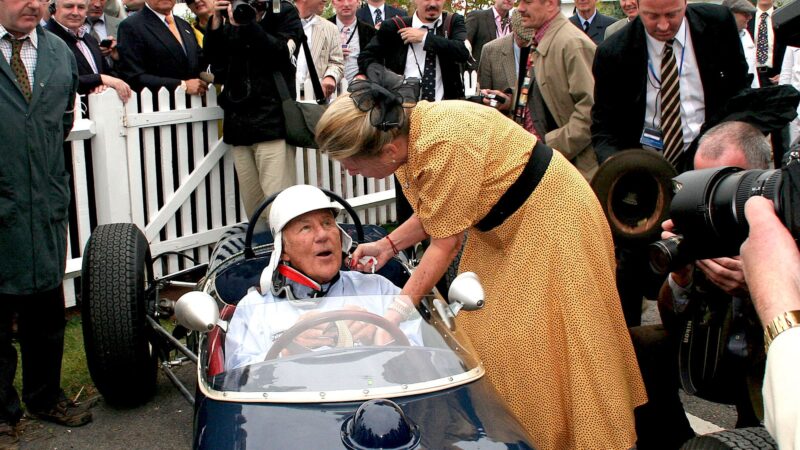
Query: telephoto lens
xmin=648 ymin=166 xmax=784 ymax=274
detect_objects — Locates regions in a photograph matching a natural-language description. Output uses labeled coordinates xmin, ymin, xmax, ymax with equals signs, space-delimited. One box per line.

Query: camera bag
xmin=273 ymin=32 xmax=328 ymax=149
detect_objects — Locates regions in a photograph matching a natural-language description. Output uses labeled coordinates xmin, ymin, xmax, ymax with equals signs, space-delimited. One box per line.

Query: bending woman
xmin=315 ymin=69 xmax=646 ymax=450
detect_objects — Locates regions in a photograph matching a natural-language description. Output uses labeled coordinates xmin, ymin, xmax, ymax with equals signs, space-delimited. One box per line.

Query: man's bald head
xmin=695 ymin=121 xmax=771 ymax=170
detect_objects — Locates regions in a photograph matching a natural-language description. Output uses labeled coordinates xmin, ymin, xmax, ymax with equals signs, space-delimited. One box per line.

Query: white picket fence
xmin=62 ymin=83 xmax=397 ymax=307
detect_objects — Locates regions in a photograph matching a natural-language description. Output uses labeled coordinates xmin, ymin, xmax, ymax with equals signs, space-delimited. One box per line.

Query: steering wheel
xmin=264 ymin=310 xmax=411 ymax=360
xmin=243 ymin=188 xmax=364 ymax=259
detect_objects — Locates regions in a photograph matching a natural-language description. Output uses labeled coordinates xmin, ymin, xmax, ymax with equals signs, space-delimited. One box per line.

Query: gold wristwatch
xmin=764 ymin=310 xmax=800 ymax=352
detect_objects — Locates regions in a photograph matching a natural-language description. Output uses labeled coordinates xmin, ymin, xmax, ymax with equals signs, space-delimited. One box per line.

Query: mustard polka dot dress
xmin=396 ymin=101 xmax=647 ymax=450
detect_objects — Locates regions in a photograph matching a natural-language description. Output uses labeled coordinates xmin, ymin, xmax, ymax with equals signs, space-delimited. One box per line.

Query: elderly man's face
xmin=87 ymin=0 xmax=104 ymax=18
xmin=620 ymin=0 xmax=638 ymax=18
xmin=575 ymin=0 xmax=596 ymax=17
xmin=517 ymin=0 xmax=555 ymax=30
xmin=280 ymin=209 xmax=342 ymax=284
xmin=638 ymin=0 xmax=686 ymax=42
xmin=55 ymin=0 xmax=88 ymax=30
xmin=145 ymin=0 xmax=174 ymax=15
xmin=332 ymin=0 xmax=357 ymax=21
xmin=0 ymin=0 xmax=43 ymax=37
xmin=415 ymin=0 xmax=444 ymax=23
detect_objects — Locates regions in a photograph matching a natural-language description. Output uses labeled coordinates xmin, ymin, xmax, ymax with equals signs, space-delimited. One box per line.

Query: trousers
xmin=232 ymin=140 xmax=296 ymax=222
xmin=0 ymin=286 xmax=66 ymax=424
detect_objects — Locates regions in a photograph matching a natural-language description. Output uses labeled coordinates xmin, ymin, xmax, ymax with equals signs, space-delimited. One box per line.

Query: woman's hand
xmin=348 ymin=239 xmax=394 ymax=273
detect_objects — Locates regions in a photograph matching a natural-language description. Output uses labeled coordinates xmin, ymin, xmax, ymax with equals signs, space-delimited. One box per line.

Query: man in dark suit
xmin=46 ymin=0 xmax=131 ymax=101
xmin=591 ymin=0 xmax=749 ymax=328
xmin=569 ymin=0 xmax=615 ymax=45
xmin=747 ymin=0 xmax=789 ymax=163
xmin=359 ymin=0 xmax=469 ymax=224
xmin=116 ymin=0 xmax=207 ymax=94
xmin=465 ymin=0 xmax=512 ymax=66
xmin=331 ymin=0 xmax=376 ymax=85
xmin=356 ymin=0 xmax=406 ymax=28
xmin=87 ymin=0 xmax=123 ymax=69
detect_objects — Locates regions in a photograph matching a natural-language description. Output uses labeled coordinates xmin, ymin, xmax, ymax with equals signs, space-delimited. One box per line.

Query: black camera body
xmin=225 ymin=0 xmax=272 ymax=24
xmin=649 ymin=165 xmax=788 ymax=274
xmin=466 ymin=92 xmax=507 ymax=107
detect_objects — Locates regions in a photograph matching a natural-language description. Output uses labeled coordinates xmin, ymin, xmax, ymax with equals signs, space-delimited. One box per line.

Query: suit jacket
xmin=604 ymin=17 xmax=628 ymax=40
xmin=358 ymin=12 xmax=470 ymax=99
xmin=0 ymin=25 xmax=78 ymax=294
xmin=466 ymin=7 xmax=502 ymax=66
xmin=570 ymin=11 xmax=615 ymax=45
xmin=356 ymin=3 xmax=407 ymax=27
xmin=328 ymin=16 xmax=376 ymax=50
xmin=591 ymin=4 xmax=750 ymax=170
xmin=116 ymin=6 xmax=204 ymax=91
xmin=747 ymin=11 xmax=787 ymax=80
xmin=45 ymin=18 xmax=110 ymax=94
xmin=477 ymin=33 xmax=516 ymax=102
xmin=298 ymin=16 xmax=344 ymax=86
xmin=102 ymin=14 xmax=123 ymax=38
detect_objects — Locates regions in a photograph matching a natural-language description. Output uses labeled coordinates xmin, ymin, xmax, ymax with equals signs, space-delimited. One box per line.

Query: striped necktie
xmin=660 ymin=39 xmax=683 ymax=166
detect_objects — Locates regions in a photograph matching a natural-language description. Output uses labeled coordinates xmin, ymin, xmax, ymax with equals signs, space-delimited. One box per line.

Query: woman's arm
xmin=399 ymin=233 xmax=464 ymax=302
xmin=350 ymin=214 xmax=429 ymax=272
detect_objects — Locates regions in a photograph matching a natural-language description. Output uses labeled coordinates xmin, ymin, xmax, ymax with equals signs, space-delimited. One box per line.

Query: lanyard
xmin=647 ymin=26 xmax=687 ymax=86
xmin=340 ymin=23 xmax=356 ymax=45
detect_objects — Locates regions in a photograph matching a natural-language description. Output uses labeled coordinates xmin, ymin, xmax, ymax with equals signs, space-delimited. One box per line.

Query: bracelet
xmin=387 ymin=299 xmax=416 ymax=321
xmin=385 ymin=235 xmax=399 ymax=256
xmin=764 ymin=310 xmax=800 ymax=352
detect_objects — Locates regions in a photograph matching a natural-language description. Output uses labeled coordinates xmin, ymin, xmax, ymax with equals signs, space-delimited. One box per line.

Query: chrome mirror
xmin=447 ymin=272 xmax=485 ymax=316
xmin=175 ymin=291 xmax=220 ymax=333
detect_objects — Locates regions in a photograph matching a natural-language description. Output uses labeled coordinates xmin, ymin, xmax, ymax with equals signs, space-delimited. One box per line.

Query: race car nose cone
xmin=341 ymin=399 xmax=420 ymax=449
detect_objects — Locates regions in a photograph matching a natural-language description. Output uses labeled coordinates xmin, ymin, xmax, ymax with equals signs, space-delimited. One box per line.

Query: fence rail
xmin=62 ymin=84 xmax=397 ymax=307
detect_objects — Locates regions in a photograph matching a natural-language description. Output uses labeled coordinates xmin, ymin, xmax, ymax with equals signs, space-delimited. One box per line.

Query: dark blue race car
xmin=79 ymin=190 xmax=538 ymax=450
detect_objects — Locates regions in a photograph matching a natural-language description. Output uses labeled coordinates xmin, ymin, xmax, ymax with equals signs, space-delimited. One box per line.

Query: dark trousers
xmin=616 ymin=245 xmax=666 ymax=327
xmin=0 ymin=286 xmax=66 ymax=424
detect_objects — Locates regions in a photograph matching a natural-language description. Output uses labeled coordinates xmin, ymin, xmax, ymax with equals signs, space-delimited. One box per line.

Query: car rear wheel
xmin=681 ymin=427 xmax=776 ymax=450
xmin=81 ymin=223 xmax=157 ymax=406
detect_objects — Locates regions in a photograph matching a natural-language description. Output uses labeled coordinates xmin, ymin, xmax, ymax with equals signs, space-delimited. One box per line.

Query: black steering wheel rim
xmin=264 ymin=309 xmax=410 ymax=360
xmin=243 ymin=188 xmax=364 ymax=259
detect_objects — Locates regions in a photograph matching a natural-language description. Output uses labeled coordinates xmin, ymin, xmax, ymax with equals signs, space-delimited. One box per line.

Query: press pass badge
xmin=640 ymin=127 xmax=664 ymax=152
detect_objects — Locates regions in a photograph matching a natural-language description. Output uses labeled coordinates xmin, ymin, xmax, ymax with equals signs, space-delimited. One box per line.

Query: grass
xmin=13 ymin=313 xmax=97 ymax=403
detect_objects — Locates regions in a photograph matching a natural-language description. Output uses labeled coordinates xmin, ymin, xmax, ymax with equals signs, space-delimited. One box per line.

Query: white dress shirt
xmin=404 ymin=14 xmax=444 ymax=101
xmin=225 ymin=270 xmax=423 ymax=370
xmin=89 ymin=14 xmax=109 ymax=41
xmin=740 ymin=29 xmax=760 ymax=88
xmin=753 ymin=7 xmax=775 ymax=68
xmin=295 ymin=15 xmax=317 ymax=88
xmin=763 ymin=326 xmax=800 ymax=450
xmin=644 ymin=18 xmax=705 ymax=152
xmin=780 ymin=46 xmax=800 ymax=143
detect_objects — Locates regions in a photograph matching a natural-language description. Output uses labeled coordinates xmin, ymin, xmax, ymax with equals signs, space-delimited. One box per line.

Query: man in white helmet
xmin=225 ymin=185 xmax=421 ymax=370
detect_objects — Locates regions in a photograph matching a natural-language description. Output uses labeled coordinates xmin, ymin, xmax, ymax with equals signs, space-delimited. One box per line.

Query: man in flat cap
xmin=723 ymin=0 xmax=760 ymax=88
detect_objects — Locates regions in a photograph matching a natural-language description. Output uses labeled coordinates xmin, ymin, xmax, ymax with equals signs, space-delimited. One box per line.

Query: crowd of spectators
xmin=1 ymin=0 xmax=800 ymax=447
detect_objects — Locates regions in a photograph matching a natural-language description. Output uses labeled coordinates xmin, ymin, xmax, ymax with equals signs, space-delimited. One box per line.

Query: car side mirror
xmin=176 ymin=291 xmax=220 ymax=333
xmin=447 ymin=272 xmax=485 ymax=316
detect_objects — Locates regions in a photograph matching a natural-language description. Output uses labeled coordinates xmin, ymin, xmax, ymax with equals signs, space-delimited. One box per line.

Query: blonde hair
xmin=315 ymin=93 xmax=410 ymax=160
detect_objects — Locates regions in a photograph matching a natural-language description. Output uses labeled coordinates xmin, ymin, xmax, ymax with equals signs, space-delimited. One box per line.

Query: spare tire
xmin=681 ymin=427 xmax=776 ymax=450
xmin=81 ymin=223 xmax=156 ymax=406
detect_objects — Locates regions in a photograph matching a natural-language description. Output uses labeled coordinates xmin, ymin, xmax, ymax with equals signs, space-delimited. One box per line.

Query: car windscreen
xmin=200 ymin=295 xmax=483 ymax=402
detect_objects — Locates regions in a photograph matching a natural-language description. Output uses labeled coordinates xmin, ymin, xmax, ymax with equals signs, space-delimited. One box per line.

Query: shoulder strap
xmin=298 ymin=30 xmax=326 ymax=105
xmin=391 ymin=15 xmax=408 ymax=29
xmin=442 ymin=11 xmax=453 ymax=38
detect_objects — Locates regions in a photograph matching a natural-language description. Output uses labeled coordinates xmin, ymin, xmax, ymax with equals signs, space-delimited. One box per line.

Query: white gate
xmin=63 ymin=86 xmax=396 ymax=307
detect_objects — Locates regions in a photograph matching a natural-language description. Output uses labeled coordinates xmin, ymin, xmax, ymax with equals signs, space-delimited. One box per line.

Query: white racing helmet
xmin=258 ymin=185 xmax=353 ymax=293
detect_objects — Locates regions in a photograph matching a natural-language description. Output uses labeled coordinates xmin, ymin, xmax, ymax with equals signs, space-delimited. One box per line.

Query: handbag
xmin=274 ymin=32 xmax=328 ymax=149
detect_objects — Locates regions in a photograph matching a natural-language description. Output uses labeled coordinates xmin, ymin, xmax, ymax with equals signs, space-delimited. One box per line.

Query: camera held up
xmin=649 ymin=161 xmax=800 ymax=275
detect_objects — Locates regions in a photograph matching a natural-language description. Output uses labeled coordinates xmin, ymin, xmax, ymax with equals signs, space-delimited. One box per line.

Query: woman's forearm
xmin=387 ymin=214 xmax=429 ymax=252
xmin=400 ymin=233 xmax=464 ymax=304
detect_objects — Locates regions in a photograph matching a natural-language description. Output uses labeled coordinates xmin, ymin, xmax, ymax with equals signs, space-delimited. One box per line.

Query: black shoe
xmin=29 ymin=398 xmax=92 ymax=427
xmin=0 ymin=422 xmax=18 ymax=450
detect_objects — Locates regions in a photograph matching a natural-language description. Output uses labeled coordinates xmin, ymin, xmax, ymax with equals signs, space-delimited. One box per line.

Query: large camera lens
xmin=649 ymin=167 xmax=783 ymax=273
xmin=649 ymin=235 xmax=691 ymax=275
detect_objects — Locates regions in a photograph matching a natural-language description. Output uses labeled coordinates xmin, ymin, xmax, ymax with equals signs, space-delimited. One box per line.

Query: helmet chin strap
xmin=271 ymin=263 xmax=340 ymax=301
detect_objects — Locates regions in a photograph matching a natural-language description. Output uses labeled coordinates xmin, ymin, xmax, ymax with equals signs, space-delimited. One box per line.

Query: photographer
xmin=204 ymin=0 xmax=303 ymax=221
xmin=631 ymin=121 xmax=771 ymax=449
xmin=741 ymin=196 xmax=800 ymax=450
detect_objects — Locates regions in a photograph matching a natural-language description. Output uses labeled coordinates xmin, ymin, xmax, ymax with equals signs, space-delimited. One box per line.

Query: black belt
xmin=475 ymin=140 xmax=552 ymax=232
xmin=757 ymin=66 xmax=771 ymax=73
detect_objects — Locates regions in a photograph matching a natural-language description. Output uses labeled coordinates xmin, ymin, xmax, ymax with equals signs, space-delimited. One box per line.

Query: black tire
xmin=681 ymin=427 xmax=776 ymax=450
xmin=81 ymin=223 xmax=157 ymax=406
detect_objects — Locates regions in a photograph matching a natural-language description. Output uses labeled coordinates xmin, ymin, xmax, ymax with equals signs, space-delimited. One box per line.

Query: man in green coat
xmin=0 ymin=0 xmax=87 ymax=444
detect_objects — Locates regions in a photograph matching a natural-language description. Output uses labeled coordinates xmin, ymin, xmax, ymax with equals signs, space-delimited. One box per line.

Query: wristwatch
xmin=764 ymin=310 xmax=800 ymax=352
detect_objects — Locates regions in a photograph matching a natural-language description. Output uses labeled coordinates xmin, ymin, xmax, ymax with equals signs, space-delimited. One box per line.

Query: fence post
xmin=88 ymin=89 xmax=133 ymax=224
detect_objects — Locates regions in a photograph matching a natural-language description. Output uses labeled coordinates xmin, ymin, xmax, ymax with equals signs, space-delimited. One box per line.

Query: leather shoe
xmin=29 ymin=398 xmax=92 ymax=427
xmin=0 ymin=422 xmax=19 ymax=450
